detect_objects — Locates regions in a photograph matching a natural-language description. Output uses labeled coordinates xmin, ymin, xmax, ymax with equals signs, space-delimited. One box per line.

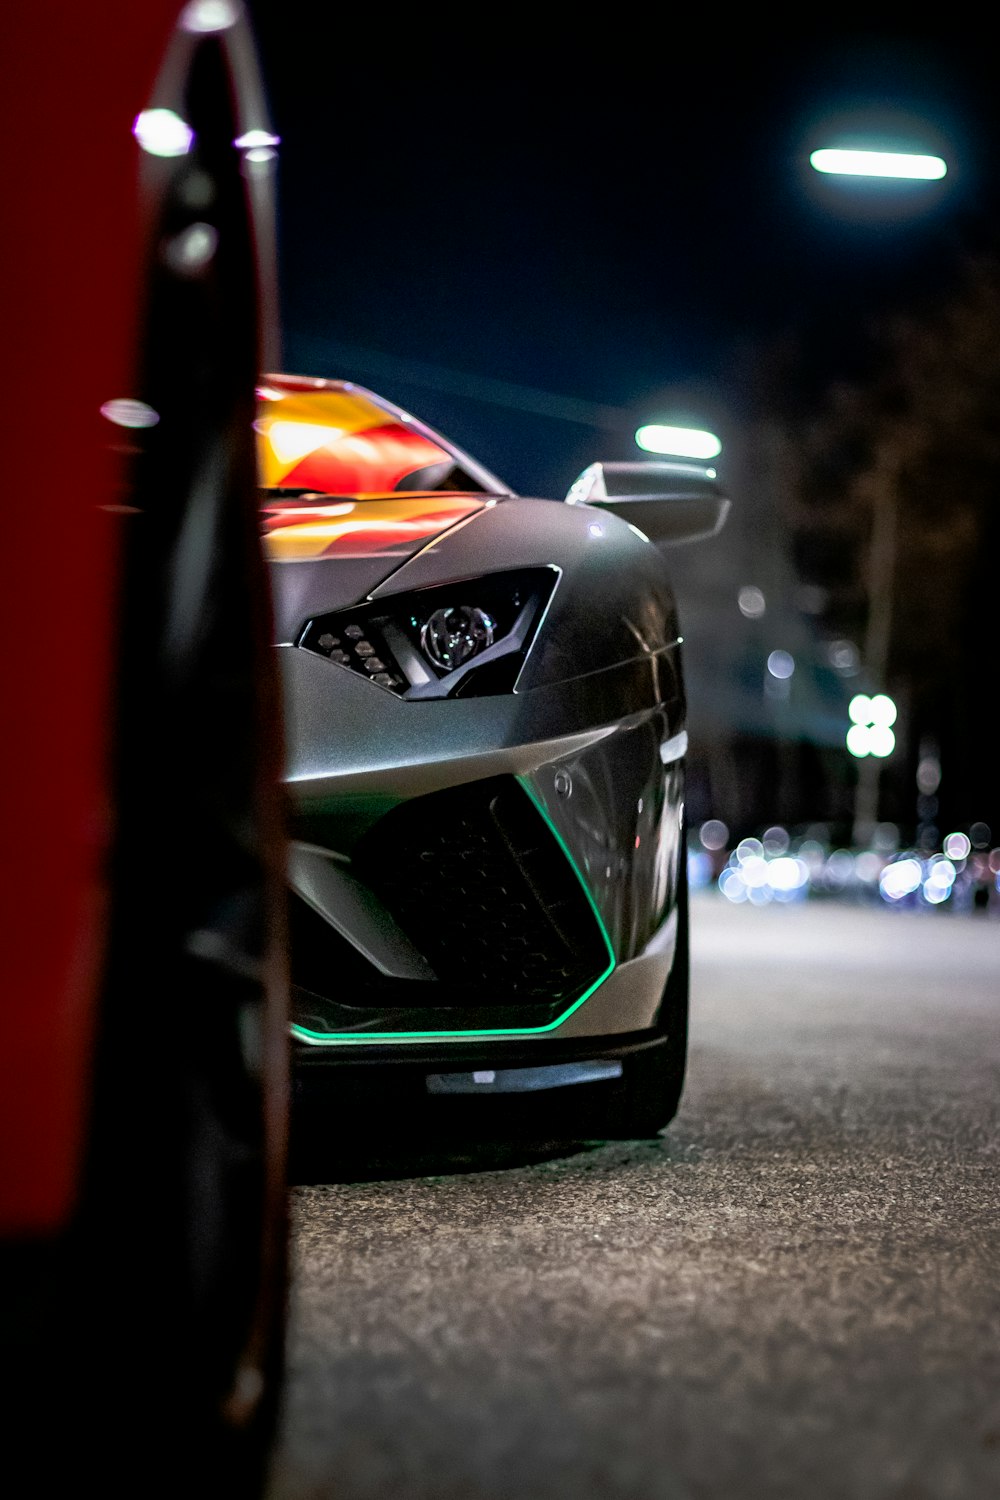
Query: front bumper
xmin=281 ymin=643 xmax=686 ymax=1056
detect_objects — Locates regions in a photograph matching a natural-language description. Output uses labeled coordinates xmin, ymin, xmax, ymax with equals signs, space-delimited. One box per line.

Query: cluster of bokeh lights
xmin=846 ymin=693 xmax=897 ymax=757
xmin=690 ymin=820 xmax=997 ymax=911
xmin=697 ymin=828 xmax=812 ymax=907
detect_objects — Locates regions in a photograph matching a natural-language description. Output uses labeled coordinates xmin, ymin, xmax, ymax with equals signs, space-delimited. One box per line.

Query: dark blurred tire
xmin=37 ymin=33 xmax=289 ymax=1499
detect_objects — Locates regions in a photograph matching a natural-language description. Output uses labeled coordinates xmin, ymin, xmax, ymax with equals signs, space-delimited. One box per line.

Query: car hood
xmin=263 ymin=492 xmax=492 ymax=643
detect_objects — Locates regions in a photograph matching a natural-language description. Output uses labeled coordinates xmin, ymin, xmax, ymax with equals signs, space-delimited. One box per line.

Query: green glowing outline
xmin=290 ymin=777 xmax=616 ymax=1045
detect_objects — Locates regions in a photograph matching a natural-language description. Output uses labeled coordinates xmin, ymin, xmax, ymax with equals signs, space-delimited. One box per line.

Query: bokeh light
xmin=916 ymin=756 xmax=941 ymax=794
xmin=699 ymin=819 xmax=729 ymax=851
xmin=181 ymin=0 xmax=239 ymax=31
xmin=767 ymin=650 xmax=795 ymax=680
xmin=100 ymin=398 xmax=159 ymax=429
xmin=823 ymin=850 xmax=854 ymax=889
xmin=879 ymin=859 xmax=923 ymax=901
xmin=133 ymin=108 xmax=194 ymax=158
xmin=943 ymin=831 xmax=971 ymax=860
xmin=869 ymin=694 xmax=897 ymax=727
xmin=735 ymin=838 xmax=764 ymax=862
xmin=867 ymin=725 xmax=896 ymax=758
xmin=827 ymin=639 xmax=860 ymax=675
xmin=738 ymin=586 xmax=766 ymax=619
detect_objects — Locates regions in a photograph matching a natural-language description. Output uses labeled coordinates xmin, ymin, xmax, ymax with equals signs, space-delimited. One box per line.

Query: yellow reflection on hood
xmin=260 ymin=419 xmax=345 ymax=465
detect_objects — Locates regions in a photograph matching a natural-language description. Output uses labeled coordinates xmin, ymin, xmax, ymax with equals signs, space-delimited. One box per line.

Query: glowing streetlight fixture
xmin=846 ymin=693 xmax=897 ymax=758
xmin=635 ymin=424 xmax=721 ymax=460
xmin=810 ymin=148 xmax=946 ymax=181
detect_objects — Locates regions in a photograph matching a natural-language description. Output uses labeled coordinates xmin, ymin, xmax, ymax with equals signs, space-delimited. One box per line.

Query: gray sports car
xmin=259 ymin=373 xmax=728 ymax=1136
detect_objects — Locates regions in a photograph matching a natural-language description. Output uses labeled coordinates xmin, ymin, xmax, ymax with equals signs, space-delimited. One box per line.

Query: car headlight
xmin=298 ymin=567 xmax=558 ymax=699
xmin=421 ymin=605 xmax=495 ymax=670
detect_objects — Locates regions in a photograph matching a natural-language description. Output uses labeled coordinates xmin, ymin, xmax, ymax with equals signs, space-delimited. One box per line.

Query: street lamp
xmin=810 ymin=148 xmax=947 ymax=180
xmin=808 ymin=131 xmax=948 ymax=845
xmin=635 ymin=424 xmax=721 ymax=460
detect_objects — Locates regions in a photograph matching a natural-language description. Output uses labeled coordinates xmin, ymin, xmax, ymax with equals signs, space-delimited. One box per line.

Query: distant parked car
xmin=1 ymin=4 xmax=288 ymax=1493
xmin=258 ymin=375 xmax=728 ymax=1137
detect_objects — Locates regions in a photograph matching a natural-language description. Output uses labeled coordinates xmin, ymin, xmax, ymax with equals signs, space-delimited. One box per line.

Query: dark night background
xmin=247 ymin=11 xmax=1000 ymax=843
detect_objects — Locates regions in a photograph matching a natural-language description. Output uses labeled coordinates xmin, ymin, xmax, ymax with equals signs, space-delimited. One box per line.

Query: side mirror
xmin=565 ymin=460 xmax=730 ymax=546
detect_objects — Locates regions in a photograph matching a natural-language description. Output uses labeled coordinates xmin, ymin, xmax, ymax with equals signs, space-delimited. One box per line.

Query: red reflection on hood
xmin=262 ymin=493 xmax=487 ymax=560
xmin=276 ymin=423 xmax=453 ymax=494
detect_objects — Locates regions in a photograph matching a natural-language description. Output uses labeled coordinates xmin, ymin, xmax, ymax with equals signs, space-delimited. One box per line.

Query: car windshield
xmin=255 ymin=376 xmax=512 ymax=498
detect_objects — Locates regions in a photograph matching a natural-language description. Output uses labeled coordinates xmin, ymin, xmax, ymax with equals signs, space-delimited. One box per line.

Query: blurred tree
xmin=782 ymin=251 xmax=1000 ymax=837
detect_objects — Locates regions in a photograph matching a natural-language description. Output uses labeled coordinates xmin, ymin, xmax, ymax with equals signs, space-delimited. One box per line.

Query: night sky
xmin=246 ymin=12 xmax=1000 ymax=497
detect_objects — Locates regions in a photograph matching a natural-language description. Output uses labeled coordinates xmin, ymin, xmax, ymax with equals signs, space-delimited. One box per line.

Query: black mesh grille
xmin=353 ymin=777 xmax=608 ymax=1004
xmin=288 ymin=777 xmax=609 ymax=1024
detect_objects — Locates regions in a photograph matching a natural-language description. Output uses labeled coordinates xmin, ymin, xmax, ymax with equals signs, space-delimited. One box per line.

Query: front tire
xmin=559 ymin=850 xmax=689 ymax=1141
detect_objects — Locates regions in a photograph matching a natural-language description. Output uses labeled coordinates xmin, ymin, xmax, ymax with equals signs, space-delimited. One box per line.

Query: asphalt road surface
xmin=268 ymin=894 xmax=1000 ymax=1500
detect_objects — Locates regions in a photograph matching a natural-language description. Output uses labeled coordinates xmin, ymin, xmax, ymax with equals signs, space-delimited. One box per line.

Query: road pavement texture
xmin=268 ymin=895 xmax=1000 ymax=1500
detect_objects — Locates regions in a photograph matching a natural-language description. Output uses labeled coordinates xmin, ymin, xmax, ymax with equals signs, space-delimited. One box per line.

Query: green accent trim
xmin=290 ymin=777 xmax=616 ymax=1045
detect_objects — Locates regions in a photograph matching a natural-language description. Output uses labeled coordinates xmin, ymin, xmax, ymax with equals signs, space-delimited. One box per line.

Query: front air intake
xmin=351 ymin=777 xmax=607 ymax=1003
